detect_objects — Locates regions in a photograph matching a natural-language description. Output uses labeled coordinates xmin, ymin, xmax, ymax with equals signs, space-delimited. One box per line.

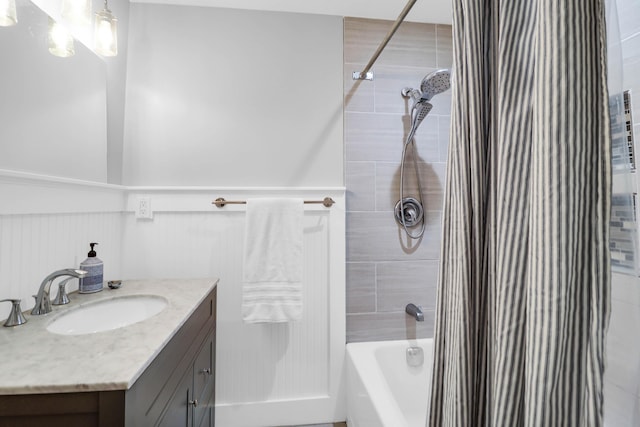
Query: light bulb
xmin=94 ymin=3 xmax=117 ymax=56
xmin=0 ymin=0 xmax=17 ymax=27
xmin=97 ymin=19 xmax=112 ymax=46
xmin=48 ymin=18 xmax=75 ymax=58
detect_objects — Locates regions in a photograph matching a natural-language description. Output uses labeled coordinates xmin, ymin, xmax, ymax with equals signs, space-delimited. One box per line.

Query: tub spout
xmin=405 ymin=303 xmax=424 ymax=321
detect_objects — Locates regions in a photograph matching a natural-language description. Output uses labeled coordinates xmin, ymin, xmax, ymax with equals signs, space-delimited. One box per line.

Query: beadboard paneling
xmin=0 ymin=212 xmax=123 ymax=319
xmin=120 ymin=189 xmax=346 ymax=426
xmin=122 ymin=211 xmax=332 ymax=400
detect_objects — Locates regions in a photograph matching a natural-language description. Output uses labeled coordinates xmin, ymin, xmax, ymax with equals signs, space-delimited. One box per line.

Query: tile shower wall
xmin=344 ymin=18 xmax=452 ymax=342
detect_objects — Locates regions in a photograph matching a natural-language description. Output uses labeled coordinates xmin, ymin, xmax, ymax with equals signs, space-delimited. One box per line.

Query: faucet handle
xmin=0 ymin=299 xmax=28 ymax=327
xmin=52 ymin=277 xmax=74 ymax=306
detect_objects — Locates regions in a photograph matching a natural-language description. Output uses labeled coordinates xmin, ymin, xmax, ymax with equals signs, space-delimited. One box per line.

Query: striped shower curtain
xmin=429 ymin=0 xmax=611 ymax=426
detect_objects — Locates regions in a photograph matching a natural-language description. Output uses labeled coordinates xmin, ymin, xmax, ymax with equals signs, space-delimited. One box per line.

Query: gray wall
xmin=344 ymin=18 xmax=452 ymax=342
xmin=122 ymin=4 xmax=344 ymax=187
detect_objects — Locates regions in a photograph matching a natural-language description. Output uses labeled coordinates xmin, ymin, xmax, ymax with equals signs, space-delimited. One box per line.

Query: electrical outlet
xmin=135 ymin=196 xmax=153 ymax=219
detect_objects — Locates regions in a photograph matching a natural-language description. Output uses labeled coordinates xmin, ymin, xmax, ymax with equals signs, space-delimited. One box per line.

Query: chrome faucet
xmin=52 ymin=277 xmax=75 ymax=306
xmin=405 ymin=303 xmax=424 ymax=321
xmin=31 ymin=269 xmax=87 ymax=315
xmin=0 ymin=299 xmax=27 ymax=327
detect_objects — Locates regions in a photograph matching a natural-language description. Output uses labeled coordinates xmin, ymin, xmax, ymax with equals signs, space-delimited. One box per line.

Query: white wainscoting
xmin=121 ymin=187 xmax=347 ymax=426
xmin=0 ymin=170 xmax=124 ymax=319
xmin=0 ymin=172 xmax=346 ymax=426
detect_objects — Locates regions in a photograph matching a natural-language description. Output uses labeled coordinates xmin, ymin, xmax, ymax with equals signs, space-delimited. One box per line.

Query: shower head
xmin=401 ymin=69 xmax=449 ymax=144
xmin=419 ymin=69 xmax=451 ymax=101
xmin=406 ymin=100 xmax=432 ymax=144
xmin=413 ymin=100 xmax=432 ymax=127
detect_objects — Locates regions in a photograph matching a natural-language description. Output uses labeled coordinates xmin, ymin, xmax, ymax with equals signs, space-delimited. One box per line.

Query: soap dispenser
xmin=79 ymin=242 xmax=104 ymax=293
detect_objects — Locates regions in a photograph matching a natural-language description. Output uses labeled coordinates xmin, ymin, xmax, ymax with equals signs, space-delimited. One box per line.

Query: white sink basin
xmin=46 ymin=295 xmax=168 ymax=335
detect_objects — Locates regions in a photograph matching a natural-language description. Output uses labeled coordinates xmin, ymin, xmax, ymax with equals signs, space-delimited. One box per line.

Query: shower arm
xmin=352 ymin=0 xmax=418 ymax=81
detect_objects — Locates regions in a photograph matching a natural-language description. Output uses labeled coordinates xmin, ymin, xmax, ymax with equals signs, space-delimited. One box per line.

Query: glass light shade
xmin=0 ymin=0 xmax=17 ymax=27
xmin=48 ymin=17 xmax=75 ymax=58
xmin=60 ymin=0 xmax=91 ymax=27
xmin=94 ymin=7 xmax=117 ymax=57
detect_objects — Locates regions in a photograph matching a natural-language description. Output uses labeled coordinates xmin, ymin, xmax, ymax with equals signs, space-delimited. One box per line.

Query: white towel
xmin=242 ymin=198 xmax=304 ymax=323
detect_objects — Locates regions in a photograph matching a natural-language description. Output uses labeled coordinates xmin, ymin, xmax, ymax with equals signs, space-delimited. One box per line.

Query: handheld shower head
xmin=419 ymin=69 xmax=451 ymax=101
xmin=406 ymin=100 xmax=432 ymax=144
xmin=401 ymin=68 xmax=450 ymax=144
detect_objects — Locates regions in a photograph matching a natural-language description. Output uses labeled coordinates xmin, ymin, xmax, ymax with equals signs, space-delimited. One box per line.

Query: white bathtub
xmin=346 ymin=338 xmax=433 ymax=427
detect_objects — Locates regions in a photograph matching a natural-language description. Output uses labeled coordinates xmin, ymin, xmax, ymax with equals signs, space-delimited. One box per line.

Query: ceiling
xmin=130 ymin=0 xmax=453 ymax=25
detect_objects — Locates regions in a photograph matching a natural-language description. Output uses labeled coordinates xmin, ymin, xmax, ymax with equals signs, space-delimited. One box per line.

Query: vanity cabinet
xmin=0 ymin=285 xmax=217 ymax=427
xmin=127 ymin=285 xmax=216 ymax=426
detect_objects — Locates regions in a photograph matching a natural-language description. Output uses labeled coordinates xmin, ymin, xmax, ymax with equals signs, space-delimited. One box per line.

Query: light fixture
xmin=48 ymin=17 xmax=75 ymax=57
xmin=0 ymin=0 xmax=17 ymax=27
xmin=94 ymin=0 xmax=117 ymax=57
xmin=60 ymin=0 xmax=91 ymax=27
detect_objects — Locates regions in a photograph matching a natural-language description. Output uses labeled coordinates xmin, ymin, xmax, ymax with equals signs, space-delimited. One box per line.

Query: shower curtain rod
xmin=352 ymin=0 xmax=418 ymax=81
xmin=213 ymin=197 xmax=335 ymax=208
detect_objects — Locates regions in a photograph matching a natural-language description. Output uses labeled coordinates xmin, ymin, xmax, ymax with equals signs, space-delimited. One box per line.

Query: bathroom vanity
xmin=0 ymin=278 xmax=217 ymax=427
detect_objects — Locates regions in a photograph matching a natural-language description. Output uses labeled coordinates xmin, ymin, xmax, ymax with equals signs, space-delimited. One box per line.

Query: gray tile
xmin=346 ymin=210 xmax=442 ymax=262
xmin=344 ymin=18 xmax=437 ymax=68
xmin=346 ymin=310 xmax=434 ymax=343
xmin=345 ymin=112 xmax=439 ymax=162
xmin=436 ymin=25 xmax=453 ymax=68
xmin=409 ymin=112 xmax=441 ymax=155
xmin=438 ymin=116 xmax=451 ymax=163
xmin=344 ymin=62 xmax=375 ymax=113
xmin=346 ymin=161 xmax=376 ymax=212
xmin=429 ymin=92 xmax=452 ymax=117
xmin=376 ymin=260 xmax=439 ymax=312
xmin=375 ymin=160 xmax=446 ymax=212
xmin=346 ymin=262 xmax=376 ymax=314
xmin=374 ymin=66 xmax=439 ymax=114
xmin=345 ymin=112 xmax=406 ymax=162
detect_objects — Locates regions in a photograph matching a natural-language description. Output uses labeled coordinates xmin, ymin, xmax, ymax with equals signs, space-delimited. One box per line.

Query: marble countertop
xmin=0 ymin=278 xmax=217 ymax=395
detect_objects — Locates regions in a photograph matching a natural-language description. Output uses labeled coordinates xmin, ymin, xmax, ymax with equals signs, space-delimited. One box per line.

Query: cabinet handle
xmin=189 ymin=399 xmax=198 ymax=407
xmin=200 ymin=368 xmax=211 ymax=375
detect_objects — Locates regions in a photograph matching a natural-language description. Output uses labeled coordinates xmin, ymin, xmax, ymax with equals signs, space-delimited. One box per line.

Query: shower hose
xmin=399 ymin=131 xmax=427 ymax=239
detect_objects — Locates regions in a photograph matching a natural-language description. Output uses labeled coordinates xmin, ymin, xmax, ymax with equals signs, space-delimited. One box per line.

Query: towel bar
xmin=213 ymin=197 xmax=335 ymax=208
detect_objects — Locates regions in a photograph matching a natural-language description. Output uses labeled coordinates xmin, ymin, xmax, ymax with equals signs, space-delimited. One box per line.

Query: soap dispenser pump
xmin=79 ymin=242 xmax=104 ymax=293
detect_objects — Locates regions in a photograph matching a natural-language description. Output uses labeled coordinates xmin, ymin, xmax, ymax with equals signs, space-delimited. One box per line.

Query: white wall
xmin=0 ymin=171 xmax=125 ymax=320
xmin=121 ymin=187 xmax=346 ymax=426
xmin=122 ymin=3 xmax=344 ymax=187
xmin=0 ymin=5 xmax=348 ymax=425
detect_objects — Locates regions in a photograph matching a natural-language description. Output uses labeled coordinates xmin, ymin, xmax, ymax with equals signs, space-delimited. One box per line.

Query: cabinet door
xmin=196 ymin=407 xmax=213 ymax=427
xmin=193 ymin=334 xmax=215 ymax=427
xmin=193 ymin=335 xmax=214 ymax=400
xmin=157 ymin=372 xmax=192 ymax=427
